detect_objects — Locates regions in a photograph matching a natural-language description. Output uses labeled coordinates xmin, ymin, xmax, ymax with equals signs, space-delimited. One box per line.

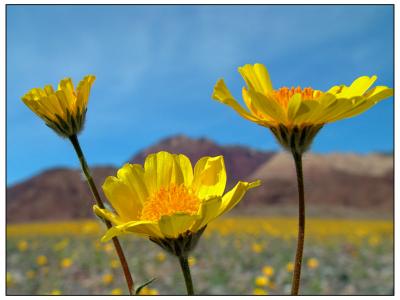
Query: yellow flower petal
xmin=246 ymin=88 xmax=287 ymax=124
xmin=238 ymin=63 xmax=273 ymax=94
xmin=76 ymin=75 xmax=96 ymax=110
xmin=58 ymin=78 xmax=77 ymax=111
xmin=158 ymin=213 xmax=199 ymax=238
xmin=116 ymin=163 xmax=149 ymax=204
xmin=144 ymin=151 xmax=185 ymax=195
xmin=101 ymin=220 xmax=162 ymax=242
xmin=93 ymin=205 xmax=123 ymax=225
xmin=287 ymin=93 xmax=302 ymax=122
xmin=173 ymin=154 xmax=194 ymax=187
xmin=242 ymin=87 xmax=264 ymax=118
xmin=327 ymin=86 xmax=393 ymax=122
xmin=191 ymin=197 xmax=222 ymax=232
xmin=102 ymin=171 xmax=144 ymax=221
xmin=365 ymin=86 xmax=394 ymax=102
xmin=337 ymin=75 xmax=377 ymax=98
xmin=192 ymin=156 xmax=227 ymax=199
xmin=323 ymin=97 xmax=365 ymax=123
xmin=212 ymin=79 xmax=262 ymax=123
xmin=219 ymin=180 xmax=261 ymax=215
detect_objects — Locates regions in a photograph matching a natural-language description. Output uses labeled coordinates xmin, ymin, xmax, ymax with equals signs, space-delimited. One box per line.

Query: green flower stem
xmin=69 ymin=134 xmax=134 ymax=295
xmin=178 ymin=255 xmax=195 ymax=295
xmin=290 ymin=150 xmax=305 ymax=295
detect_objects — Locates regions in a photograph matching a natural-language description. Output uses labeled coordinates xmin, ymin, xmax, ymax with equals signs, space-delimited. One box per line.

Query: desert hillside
xmin=6 ymin=135 xmax=393 ymax=223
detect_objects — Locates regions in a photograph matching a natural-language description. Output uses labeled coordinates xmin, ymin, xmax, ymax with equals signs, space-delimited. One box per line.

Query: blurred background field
xmin=6 ymin=217 xmax=393 ymax=295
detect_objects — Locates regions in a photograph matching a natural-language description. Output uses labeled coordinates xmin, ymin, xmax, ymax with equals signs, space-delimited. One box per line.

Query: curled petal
xmin=219 ymin=180 xmax=261 ymax=216
xmin=192 ymin=156 xmax=227 ymax=198
xmin=212 ymin=79 xmax=261 ymax=123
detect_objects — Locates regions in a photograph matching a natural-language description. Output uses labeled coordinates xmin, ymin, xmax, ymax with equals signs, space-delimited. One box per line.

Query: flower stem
xmin=178 ymin=255 xmax=195 ymax=295
xmin=68 ymin=134 xmax=134 ymax=295
xmin=291 ymin=150 xmax=305 ymax=295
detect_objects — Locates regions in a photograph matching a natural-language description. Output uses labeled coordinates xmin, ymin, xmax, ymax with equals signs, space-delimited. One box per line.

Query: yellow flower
xmin=111 ymin=288 xmax=122 ymax=295
xmin=6 ymin=272 xmax=13 ymax=286
xmin=26 ymin=270 xmax=36 ymax=279
xmin=251 ymin=242 xmax=263 ymax=253
xmin=50 ymin=290 xmax=62 ymax=295
xmin=253 ymin=288 xmax=268 ymax=295
xmin=110 ymin=259 xmax=119 ymax=269
xmin=212 ymin=63 xmax=393 ymax=153
xmin=94 ymin=151 xmax=260 ymax=255
xmin=368 ymin=235 xmax=381 ymax=247
xmin=262 ymin=265 xmax=274 ymax=277
xmin=36 ymin=255 xmax=48 ymax=266
xmin=139 ymin=286 xmax=159 ymax=295
xmin=102 ymin=273 xmax=114 ymax=285
xmin=21 ymin=75 xmax=95 ymax=137
xmin=286 ymin=262 xmax=294 ymax=272
xmin=188 ymin=256 xmax=197 ymax=267
xmin=307 ymin=258 xmax=319 ymax=269
xmin=17 ymin=240 xmax=28 ymax=252
xmin=255 ymin=275 xmax=269 ymax=287
xmin=103 ymin=243 xmax=114 ymax=254
xmin=53 ymin=238 xmax=69 ymax=251
xmin=60 ymin=258 xmax=73 ymax=269
xmin=155 ymin=252 xmax=166 ymax=263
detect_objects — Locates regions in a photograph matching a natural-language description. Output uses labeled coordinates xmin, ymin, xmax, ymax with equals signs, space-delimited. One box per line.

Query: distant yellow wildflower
xmin=17 ymin=240 xmax=28 ymax=252
xmin=53 ymin=238 xmax=69 ymax=251
xmin=262 ymin=265 xmax=274 ymax=277
xmin=50 ymin=290 xmax=62 ymax=295
xmin=110 ymin=259 xmax=119 ymax=269
xmin=251 ymin=242 xmax=263 ymax=253
xmin=212 ymin=63 xmax=393 ymax=153
xmin=155 ymin=252 xmax=166 ymax=263
xmin=111 ymin=288 xmax=122 ymax=295
xmin=188 ymin=256 xmax=197 ymax=267
xmin=60 ymin=258 xmax=73 ymax=269
xmin=6 ymin=272 xmax=13 ymax=286
xmin=21 ymin=75 xmax=95 ymax=138
xmin=94 ymin=151 xmax=260 ymax=256
xmin=103 ymin=243 xmax=114 ymax=254
xmin=36 ymin=255 xmax=48 ymax=266
xmin=286 ymin=262 xmax=294 ymax=272
xmin=25 ymin=270 xmax=35 ymax=279
xmin=253 ymin=288 xmax=268 ymax=295
xmin=307 ymin=258 xmax=319 ymax=269
xmin=102 ymin=273 xmax=114 ymax=285
xmin=255 ymin=275 xmax=270 ymax=287
xmin=368 ymin=235 xmax=381 ymax=247
xmin=139 ymin=286 xmax=159 ymax=295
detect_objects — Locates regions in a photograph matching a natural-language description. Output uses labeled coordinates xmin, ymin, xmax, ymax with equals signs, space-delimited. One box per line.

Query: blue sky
xmin=7 ymin=5 xmax=394 ymax=185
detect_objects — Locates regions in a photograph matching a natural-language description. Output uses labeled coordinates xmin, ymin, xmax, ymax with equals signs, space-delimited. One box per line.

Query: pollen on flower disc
xmin=140 ymin=184 xmax=200 ymax=221
xmin=273 ymin=86 xmax=322 ymax=107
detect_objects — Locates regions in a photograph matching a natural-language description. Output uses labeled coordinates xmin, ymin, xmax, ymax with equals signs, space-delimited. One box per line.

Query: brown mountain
xmin=7 ymin=166 xmax=117 ymax=223
xmin=6 ymin=135 xmax=393 ymax=223
xmin=246 ymin=152 xmax=393 ymax=210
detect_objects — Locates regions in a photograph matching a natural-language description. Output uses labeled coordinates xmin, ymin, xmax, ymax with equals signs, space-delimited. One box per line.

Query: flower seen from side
xmin=21 ymin=75 xmax=95 ymax=138
xmin=212 ymin=63 xmax=393 ymax=154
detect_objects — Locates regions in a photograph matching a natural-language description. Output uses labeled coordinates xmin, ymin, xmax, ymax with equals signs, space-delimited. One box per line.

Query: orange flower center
xmin=273 ymin=87 xmax=322 ymax=107
xmin=140 ymin=184 xmax=200 ymax=221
